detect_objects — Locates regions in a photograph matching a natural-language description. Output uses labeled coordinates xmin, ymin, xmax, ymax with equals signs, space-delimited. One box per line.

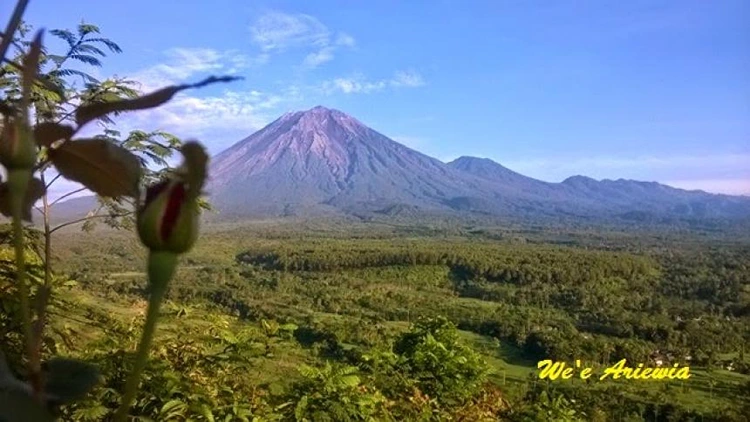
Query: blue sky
xmin=6 ymin=0 xmax=750 ymax=196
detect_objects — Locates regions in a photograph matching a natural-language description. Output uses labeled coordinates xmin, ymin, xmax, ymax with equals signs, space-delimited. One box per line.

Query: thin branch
xmin=49 ymin=211 xmax=133 ymax=234
xmin=33 ymin=205 xmax=43 ymax=214
xmin=0 ymin=0 xmax=30 ymax=63
xmin=0 ymin=33 xmax=27 ymax=56
xmin=30 ymin=172 xmax=53 ymax=382
xmin=50 ymin=187 xmax=87 ymax=206
xmin=44 ymin=173 xmax=62 ymax=189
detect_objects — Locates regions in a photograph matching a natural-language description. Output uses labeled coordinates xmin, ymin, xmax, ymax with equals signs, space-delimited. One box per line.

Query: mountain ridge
xmin=42 ymin=106 xmax=750 ymax=226
xmin=204 ymin=106 xmax=749 ymax=221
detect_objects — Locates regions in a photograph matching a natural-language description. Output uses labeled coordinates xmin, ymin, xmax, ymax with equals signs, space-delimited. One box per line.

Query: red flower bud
xmin=137 ymin=179 xmax=198 ymax=254
xmin=137 ymin=141 xmax=207 ymax=254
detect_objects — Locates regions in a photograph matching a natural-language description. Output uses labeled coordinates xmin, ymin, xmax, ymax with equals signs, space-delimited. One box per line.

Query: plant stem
xmin=8 ymin=168 xmax=41 ymax=397
xmin=113 ymin=250 xmax=177 ymax=421
xmin=29 ymin=172 xmax=52 ymax=392
xmin=0 ymin=0 xmax=30 ymax=62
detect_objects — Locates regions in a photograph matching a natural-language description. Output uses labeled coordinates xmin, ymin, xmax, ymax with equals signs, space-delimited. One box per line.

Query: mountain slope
xmin=40 ymin=106 xmax=745 ymax=225
xmin=33 ymin=106 xmax=749 ymax=230
xmin=560 ymin=175 xmax=749 ymax=219
xmin=447 ymin=156 xmax=749 ymax=219
xmin=446 ymin=156 xmax=581 ymax=203
xmin=208 ymin=106 xmax=526 ymax=217
xmin=207 ymin=106 xmax=749 ymax=221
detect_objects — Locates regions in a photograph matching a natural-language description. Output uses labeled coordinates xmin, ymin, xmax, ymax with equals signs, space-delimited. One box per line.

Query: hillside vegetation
xmin=4 ymin=224 xmax=746 ymax=421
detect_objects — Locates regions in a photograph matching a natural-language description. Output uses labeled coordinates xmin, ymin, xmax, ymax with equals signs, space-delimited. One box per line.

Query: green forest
xmin=0 ymin=2 xmax=749 ymax=421
xmin=3 ymin=222 xmax=749 ymax=421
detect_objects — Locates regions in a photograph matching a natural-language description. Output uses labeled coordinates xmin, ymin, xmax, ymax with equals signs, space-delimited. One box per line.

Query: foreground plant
xmin=114 ymin=142 xmax=207 ymax=420
xmin=0 ymin=1 xmax=233 ymax=419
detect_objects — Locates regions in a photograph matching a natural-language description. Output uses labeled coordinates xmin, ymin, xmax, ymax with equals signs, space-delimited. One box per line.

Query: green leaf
xmin=339 ymin=374 xmax=361 ymax=388
xmin=75 ymin=75 xmax=243 ymax=128
xmin=159 ymin=399 xmax=188 ymax=419
xmin=50 ymin=29 xmax=76 ymax=48
xmin=49 ymin=138 xmax=142 ymax=197
xmin=200 ymin=404 xmax=216 ymax=422
xmin=0 ymin=177 xmax=45 ymax=222
xmin=0 ymin=389 xmax=55 ymax=422
xmin=33 ymin=122 xmax=74 ymax=147
xmin=279 ymin=323 xmax=299 ymax=332
xmin=294 ymin=395 xmax=309 ymax=421
xmin=43 ymin=357 xmax=100 ymax=404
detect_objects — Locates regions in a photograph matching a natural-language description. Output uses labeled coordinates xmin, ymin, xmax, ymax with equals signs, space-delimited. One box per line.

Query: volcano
xmin=208 ymin=106 xmax=509 ymax=217
xmin=206 ymin=106 xmax=750 ymax=222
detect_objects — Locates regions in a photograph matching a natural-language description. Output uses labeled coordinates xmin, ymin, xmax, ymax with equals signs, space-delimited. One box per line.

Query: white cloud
xmin=249 ymin=11 xmax=356 ymax=68
xmin=118 ymin=87 xmax=301 ymax=154
xmin=250 ymin=12 xmax=330 ymax=51
xmin=91 ymin=47 xmax=305 ymax=155
xmin=321 ymin=70 xmax=427 ymax=94
xmin=322 ymin=75 xmax=386 ymax=94
xmin=131 ymin=47 xmax=263 ymax=92
xmin=391 ymin=70 xmax=426 ymax=87
xmin=303 ymin=47 xmax=335 ymax=68
xmin=335 ymin=33 xmax=357 ymax=47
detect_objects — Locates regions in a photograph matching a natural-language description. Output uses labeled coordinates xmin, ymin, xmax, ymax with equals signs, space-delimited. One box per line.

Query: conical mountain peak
xmin=206 ymin=107 xmax=750 ymax=221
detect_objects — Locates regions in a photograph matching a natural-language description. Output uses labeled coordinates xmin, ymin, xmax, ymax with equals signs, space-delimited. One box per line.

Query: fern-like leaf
xmin=74 ymin=44 xmax=106 ymax=57
xmin=85 ymin=37 xmax=122 ymax=53
xmin=68 ymin=54 xmax=101 ymax=67
xmin=50 ymin=68 xmax=99 ymax=84
xmin=49 ymin=29 xmax=76 ymax=48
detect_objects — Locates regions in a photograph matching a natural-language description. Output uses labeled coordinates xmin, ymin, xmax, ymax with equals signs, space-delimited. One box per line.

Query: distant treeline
xmin=236 ymin=241 xmax=659 ymax=286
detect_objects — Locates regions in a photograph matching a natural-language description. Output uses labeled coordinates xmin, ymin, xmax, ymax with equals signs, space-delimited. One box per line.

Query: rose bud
xmin=136 ymin=179 xmax=199 ymax=254
xmin=0 ymin=119 xmax=37 ymax=170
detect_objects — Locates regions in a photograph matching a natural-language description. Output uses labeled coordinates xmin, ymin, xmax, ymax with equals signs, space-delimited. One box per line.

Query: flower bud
xmin=137 ymin=180 xmax=199 ymax=254
xmin=0 ymin=119 xmax=37 ymax=170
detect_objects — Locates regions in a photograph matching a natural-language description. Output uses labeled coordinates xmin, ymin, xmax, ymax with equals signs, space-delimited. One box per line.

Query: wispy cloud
xmin=131 ymin=47 xmax=264 ymax=92
xmin=118 ymin=87 xmax=301 ymax=154
xmin=250 ymin=12 xmax=330 ymax=51
xmin=335 ymin=33 xmax=356 ymax=48
xmin=249 ymin=11 xmax=355 ymax=68
xmin=104 ymin=47 xmax=303 ymax=154
xmin=391 ymin=70 xmax=426 ymax=87
xmin=320 ymin=70 xmax=427 ymax=94
xmin=303 ymin=47 xmax=336 ymax=68
xmin=322 ymin=76 xmax=386 ymax=94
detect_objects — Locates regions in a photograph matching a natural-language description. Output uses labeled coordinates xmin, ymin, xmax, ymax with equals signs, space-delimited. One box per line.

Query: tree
xmin=393 ymin=316 xmax=488 ymax=404
xmin=282 ymin=362 xmax=386 ymax=422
